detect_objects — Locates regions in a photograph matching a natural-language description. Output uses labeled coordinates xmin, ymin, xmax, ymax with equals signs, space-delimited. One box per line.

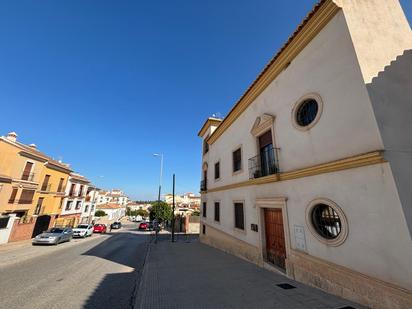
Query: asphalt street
xmin=0 ymin=223 xmax=150 ymax=309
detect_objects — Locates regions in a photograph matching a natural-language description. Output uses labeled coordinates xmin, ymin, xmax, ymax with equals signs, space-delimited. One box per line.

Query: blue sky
xmin=0 ymin=1 xmax=411 ymax=200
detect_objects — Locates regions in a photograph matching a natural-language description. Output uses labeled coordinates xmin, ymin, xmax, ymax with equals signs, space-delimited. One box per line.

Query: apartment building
xmin=80 ymin=185 xmax=100 ymax=224
xmin=96 ymin=189 xmax=129 ymax=207
xmin=0 ymin=133 xmax=71 ymax=218
xmin=0 ymin=132 xmax=73 ymax=239
xmin=59 ymin=173 xmax=90 ymax=227
xmin=198 ymin=1 xmax=412 ymax=308
xmin=165 ymin=192 xmax=201 ymax=209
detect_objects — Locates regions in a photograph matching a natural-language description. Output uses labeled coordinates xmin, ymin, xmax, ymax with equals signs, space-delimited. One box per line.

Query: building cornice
xmin=198 ymin=118 xmax=223 ymax=138
xmin=19 ymin=151 xmax=48 ymax=163
xmin=204 ymin=151 xmax=385 ymax=193
xmin=45 ymin=162 xmax=72 ymax=174
xmin=206 ymin=0 xmax=340 ymax=145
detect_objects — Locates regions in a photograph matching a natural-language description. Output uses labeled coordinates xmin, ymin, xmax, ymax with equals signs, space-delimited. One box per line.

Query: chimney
xmin=6 ymin=132 xmax=17 ymax=142
xmin=29 ymin=144 xmax=37 ymax=150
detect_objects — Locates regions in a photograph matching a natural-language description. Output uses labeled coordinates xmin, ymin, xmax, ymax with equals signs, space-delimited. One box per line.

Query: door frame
xmin=256 ymin=197 xmax=292 ymax=276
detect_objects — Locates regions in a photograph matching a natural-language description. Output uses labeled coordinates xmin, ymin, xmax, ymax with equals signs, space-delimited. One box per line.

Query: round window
xmin=311 ymin=203 xmax=341 ymax=239
xmin=295 ymin=99 xmax=319 ymax=127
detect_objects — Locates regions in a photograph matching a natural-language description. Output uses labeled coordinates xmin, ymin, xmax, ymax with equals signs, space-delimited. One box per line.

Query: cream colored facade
xmin=198 ymin=1 xmax=412 ymax=308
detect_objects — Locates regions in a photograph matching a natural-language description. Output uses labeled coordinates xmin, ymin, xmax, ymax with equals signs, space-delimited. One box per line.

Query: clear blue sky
xmin=1 ymin=1 xmax=411 ymax=200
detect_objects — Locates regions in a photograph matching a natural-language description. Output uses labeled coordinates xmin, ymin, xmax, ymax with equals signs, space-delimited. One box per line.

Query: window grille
xmin=311 ymin=204 xmax=342 ymax=239
xmin=296 ymin=99 xmax=318 ymax=127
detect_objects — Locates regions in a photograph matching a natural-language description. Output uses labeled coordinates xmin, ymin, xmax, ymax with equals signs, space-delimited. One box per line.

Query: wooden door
xmin=264 ymin=208 xmax=286 ymax=269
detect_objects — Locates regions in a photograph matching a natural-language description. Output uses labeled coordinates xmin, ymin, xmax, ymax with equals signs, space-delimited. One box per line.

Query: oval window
xmin=311 ymin=203 xmax=342 ymax=240
xmin=295 ymin=99 xmax=319 ymax=127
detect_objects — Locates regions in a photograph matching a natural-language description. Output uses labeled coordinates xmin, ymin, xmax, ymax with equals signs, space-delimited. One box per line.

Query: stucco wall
xmin=202 ymin=163 xmax=412 ymax=290
xmin=203 ymin=11 xmax=383 ymax=192
xmin=0 ymin=214 xmax=17 ymax=244
xmin=367 ymin=49 xmax=412 ymax=238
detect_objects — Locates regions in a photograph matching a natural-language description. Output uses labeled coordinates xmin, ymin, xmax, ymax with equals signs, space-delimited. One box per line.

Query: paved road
xmin=0 ymin=223 xmax=150 ymax=309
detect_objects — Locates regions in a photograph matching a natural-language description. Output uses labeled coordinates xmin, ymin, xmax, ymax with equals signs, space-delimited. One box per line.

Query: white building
xmin=127 ymin=202 xmax=151 ymax=212
xmin=60 ymin=173 xmax=90 ymax=226
xmin=198 ymin=1 xmax=412 ymax=308
xmin=80 ymin=185 xmax=100 ymax=224
xmin=96 ymin=189 xmax=129 ymax=207
xmin=96 ymin=203 xmax=125 ymax=221
xmin=165 ymin=193 xmax=201 ymax=209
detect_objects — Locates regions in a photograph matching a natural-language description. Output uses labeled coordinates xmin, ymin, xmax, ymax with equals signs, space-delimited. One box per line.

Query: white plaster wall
xmin=61 ymin=178 xmax=88 ymax=216
xmin=203 ymin=11 xmax=384 ymax=191
xmin=0 ymin=214 xmax=16 ymax=244
xmin=203 ymin=163 xmax=412 ymax=290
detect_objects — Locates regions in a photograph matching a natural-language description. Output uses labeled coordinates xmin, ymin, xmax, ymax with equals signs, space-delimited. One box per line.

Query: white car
xmin=72 ymin=224 xmax=94 ymax=238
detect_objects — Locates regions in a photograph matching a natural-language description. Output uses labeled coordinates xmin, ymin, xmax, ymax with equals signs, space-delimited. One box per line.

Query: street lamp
xmin=153 ymin=153 xmax=163 ymax=243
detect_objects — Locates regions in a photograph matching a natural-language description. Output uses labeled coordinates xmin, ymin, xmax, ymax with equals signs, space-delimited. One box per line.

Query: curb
xmin=131 ymin=234 xmax=153 ymax=309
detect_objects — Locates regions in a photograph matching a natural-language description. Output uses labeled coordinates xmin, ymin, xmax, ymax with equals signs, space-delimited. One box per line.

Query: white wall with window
xmin=60 ymin=173 xmax=89 ymax=217
xmin=198 ymin=1 xmax=412 ymax=308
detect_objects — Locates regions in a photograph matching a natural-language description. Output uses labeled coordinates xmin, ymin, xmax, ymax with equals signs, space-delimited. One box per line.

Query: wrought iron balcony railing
xmin=248 ymin=146 xmax=279 ymax=179
xmin=200 ymin=180 xmax=207 ymax=192
xmin=40 ymin=183 xmax=52 ymax=192
xmin=21 ymin=172 xmax=35 ymax=182
xmin=16 ymin=199 xmax=34 ymax=205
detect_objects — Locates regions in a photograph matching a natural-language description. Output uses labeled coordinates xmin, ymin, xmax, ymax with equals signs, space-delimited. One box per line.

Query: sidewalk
xmin=134 ymin=238 xmax=365 ymax=309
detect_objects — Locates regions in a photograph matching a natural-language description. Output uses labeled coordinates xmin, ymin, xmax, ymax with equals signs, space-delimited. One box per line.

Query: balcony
xmin=16 ymin=199 xmax=34 ymax=205
xmin=200 ymin=180 xmax=207 ymax=192
xmin=21 ymin=172 xmax=35 ymax=182
xmin=248 ymin=146 xmax=279 ymax=179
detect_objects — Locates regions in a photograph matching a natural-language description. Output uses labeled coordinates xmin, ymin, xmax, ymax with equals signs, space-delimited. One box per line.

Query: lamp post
xmin=153 ymin=153 xmax=163 ymax=243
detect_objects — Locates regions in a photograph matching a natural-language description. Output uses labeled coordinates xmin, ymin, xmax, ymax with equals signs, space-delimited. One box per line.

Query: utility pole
xmin=153 ymin=153 xmax=163 ymax=244
xmin=172 ymin=174 xmax=175 ymax=242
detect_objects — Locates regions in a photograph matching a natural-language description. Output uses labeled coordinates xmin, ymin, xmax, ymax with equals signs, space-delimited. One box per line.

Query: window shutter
xmin=22 ymin=162 xmax=33 ymax=180
xmin=9 ymin=188 xmax=18 ymax=203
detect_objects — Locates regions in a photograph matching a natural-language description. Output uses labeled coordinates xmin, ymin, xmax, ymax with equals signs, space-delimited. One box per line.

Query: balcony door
xmin=259 ymin=130 xmax=275 ymax=177
xmin=21 ymin=162 xmax=33 ymax=181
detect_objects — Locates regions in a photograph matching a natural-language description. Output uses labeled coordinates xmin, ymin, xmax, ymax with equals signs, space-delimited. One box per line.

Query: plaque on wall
xmin=294 ymin=224 xmax=307 ymax=252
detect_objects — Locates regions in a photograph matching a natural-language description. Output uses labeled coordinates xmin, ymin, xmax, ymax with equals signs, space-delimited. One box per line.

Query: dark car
xmin=147 ymin=221 xmax=154 ymax=231
xmin=111 ymin=221 xmax=121 ymax=229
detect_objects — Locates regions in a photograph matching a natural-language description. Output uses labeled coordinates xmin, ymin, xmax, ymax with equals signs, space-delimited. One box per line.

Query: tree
xmin=136 ymin=209 xmax=149 ymax=218
xmin=94 ymin=210 xmax=107 ymax=217
xmin=149 ymin=201 xmax=172 ymax=222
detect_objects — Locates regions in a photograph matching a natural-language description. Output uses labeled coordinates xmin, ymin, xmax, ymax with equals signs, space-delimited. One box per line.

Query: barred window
xmin=311 ymin=204 xmax=342 ymax=239
xmin=295 ymin=99 xmax=318 ymax=127
xmin=234 ymin=202 xmax=244 ymax=230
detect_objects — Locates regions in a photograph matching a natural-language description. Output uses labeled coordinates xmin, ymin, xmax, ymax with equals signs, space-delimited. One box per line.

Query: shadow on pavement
xmin=81 ymin=230 xmax=150 ymax=309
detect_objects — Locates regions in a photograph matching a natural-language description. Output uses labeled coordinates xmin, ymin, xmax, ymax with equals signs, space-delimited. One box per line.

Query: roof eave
xmin=207 ymin=0 xmax=340 ymax=144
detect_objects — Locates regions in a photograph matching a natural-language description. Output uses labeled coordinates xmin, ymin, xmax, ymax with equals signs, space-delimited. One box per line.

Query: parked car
xmin=32 ymin=227 xmax=73 ymax=245
xmin=73 ymin=224 xmax=93 ymax=238
xmin=138 ymin=222 xmax=148 ymax=230
xmin=111 ymin=221 xmax=121 ymax=229
xmin=148 ymin=221 xmax=154 ymax=231
xmin=93 ymin=224 xmax=107 ymax=233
